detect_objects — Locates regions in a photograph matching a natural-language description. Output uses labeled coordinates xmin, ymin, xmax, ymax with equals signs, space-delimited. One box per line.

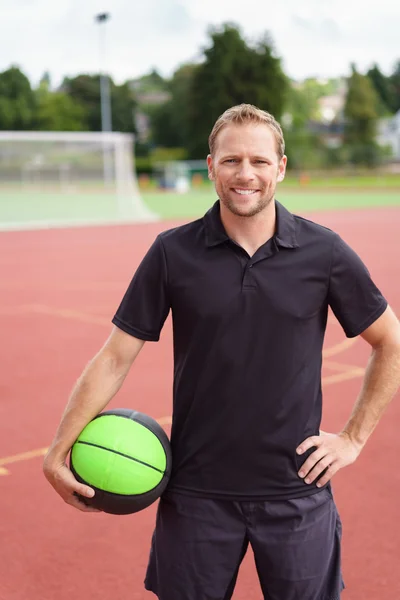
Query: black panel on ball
xmin=71 ymin=462 xmax=170 ymax=515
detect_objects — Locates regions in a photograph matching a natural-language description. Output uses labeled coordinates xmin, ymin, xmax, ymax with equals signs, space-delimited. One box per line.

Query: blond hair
xmin=208 ymin=104 xmax=285 ymax=159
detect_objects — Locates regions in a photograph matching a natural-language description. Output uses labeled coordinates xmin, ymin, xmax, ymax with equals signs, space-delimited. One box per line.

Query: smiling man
xmin=208 ymin=117 xmax=286 ymax=219
xmin=44 ymin=104 xmax=400 ymax=600
xmin=206 ymin=112 xmax=287 ymax=257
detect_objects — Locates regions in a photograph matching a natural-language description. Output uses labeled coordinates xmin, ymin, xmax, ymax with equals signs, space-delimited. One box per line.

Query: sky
xmin=0 ymin=0 xmax=399 ymax=88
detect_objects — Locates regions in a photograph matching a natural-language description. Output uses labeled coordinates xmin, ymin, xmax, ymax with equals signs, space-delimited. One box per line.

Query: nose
xmin=236 ymin=160 xmax=255 ymax=181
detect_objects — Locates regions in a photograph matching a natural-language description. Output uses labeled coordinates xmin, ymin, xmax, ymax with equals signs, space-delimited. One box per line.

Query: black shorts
xmin=144 ymin=487 xmax=345 ymax=600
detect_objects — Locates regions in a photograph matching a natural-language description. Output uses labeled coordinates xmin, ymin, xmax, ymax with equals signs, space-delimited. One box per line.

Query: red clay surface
xmin=0 ymin=205 xmax=399 ymax=600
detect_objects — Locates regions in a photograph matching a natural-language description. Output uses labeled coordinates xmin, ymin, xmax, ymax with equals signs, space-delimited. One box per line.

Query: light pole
xmin=95 ymin=12 xmax=113 ymax=185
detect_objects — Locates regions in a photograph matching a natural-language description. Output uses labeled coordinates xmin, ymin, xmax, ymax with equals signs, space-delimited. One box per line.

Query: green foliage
xmin=285 ymin=78 xmax=343 ymax=134
xmin=0 ymin=97 xmax=15 ymax=129
xmin=61 ymin=74 xmax=102 ymax=130
xmin=344 ymin=65 xmax=380 ymax=157
xmin=135 ymin=147 xmax=188 ymax=175
xmin=390 ymin=61 xmax=400 ymax=112
xmin=149 ymin=102 xmax=178 ymax=147
xmin=367 ymin=64 xmax=396 ymax=115
xmin=62 ymin=74 xmax=137 ymax=133
xmin=150 ymin=63 xmax=197 ymax=148
xmin=343 ymin=65 xmax=388 ymax=167
xmin=0 ymin=66 xmax=35 ymax=130
xmin=34 ymin=79 xmax=86 ymax=131
xmin=0 ymin=47 xmax=398 ymax=175
xmin=150 ymin=147 xmax=188 ymax=162
xmin=283 ymin=129 xmax=326 ymax=170
xmin=283 ymin=78 xmax=345 ymax=170
xmin=322 ymin=145 xmax=348 ymax=169
xmin=111 ymin=81 xmax=137 ymax=133
xmin=186 ymin=23 xmax=288 ymax=158
xmin=286 ymin=82 xmax=322 ymax=130
xmin=132 ymin=69 xmax=169 ymax=95
xmin=134 ymin=156 xmax=154 ymax=175
xmin=343 ymin=141 xmax=390 ymax=167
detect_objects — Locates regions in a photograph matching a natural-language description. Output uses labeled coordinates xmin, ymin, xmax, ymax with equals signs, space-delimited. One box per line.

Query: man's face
xmin=207 ymin=123 xmax=287 ymax=218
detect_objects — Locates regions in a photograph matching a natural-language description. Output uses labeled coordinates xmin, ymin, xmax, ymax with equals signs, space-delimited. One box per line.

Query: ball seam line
xmin=75 ymin=440 xmax=165 ymax=474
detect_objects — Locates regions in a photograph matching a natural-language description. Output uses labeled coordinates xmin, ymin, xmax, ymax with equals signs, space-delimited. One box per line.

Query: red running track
xmin=0 ymin=206 xmax=399 ymax=600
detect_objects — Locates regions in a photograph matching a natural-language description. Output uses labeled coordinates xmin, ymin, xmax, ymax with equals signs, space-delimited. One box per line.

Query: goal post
xmin=0 ymin=131 xmax=158 ymax=229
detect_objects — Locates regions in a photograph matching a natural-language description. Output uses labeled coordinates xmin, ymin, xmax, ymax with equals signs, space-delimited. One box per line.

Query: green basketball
xmin=70 ymin=408 xmax=172 ymax=515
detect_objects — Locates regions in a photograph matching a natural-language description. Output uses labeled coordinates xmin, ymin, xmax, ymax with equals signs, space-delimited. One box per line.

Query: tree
xmin=150 ymin=63 xmax=198 ymax=149
xmin=132 ymin=69 xmax=169 ymax=95
xmin=61 ymin=75 xmax=101 ymax=131
xmin=344 ymin=65 xmax=380 ymax=165
xmin=186 ymin=23 xmax=288 ymax=158
xmin=0 ymin=66 xmax=35 ymax=130
xmin=367 ymin=64 xmax=395 ymax=114
xmin=285 ymin=81 xmax=322 ymax=130
xmin=62 ymin=74 xmax=137 ymax=133
xmin=112 ymin=81 xmax=137 ymax=133
xmin=34 ymin=76 xmax=87 ymax=131
xmin=390 ymin=61 xmax=400 ymax=113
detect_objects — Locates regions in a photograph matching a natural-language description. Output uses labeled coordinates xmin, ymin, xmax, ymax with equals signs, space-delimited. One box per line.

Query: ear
xmin=277 ymin=155 xmax=287 ymax=183
xmin=207 ymin=155 xmax=214 ymax=181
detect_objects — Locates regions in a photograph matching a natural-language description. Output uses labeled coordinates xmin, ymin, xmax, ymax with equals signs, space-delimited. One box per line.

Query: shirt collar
xmin=204 ymin=199 xmax=298 ymax=249
xmin=274 ymin=200 xmax=299 ymax=249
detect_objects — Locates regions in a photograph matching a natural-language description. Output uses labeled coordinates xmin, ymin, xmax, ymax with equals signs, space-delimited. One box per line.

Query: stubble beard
xmin=217 ymin=182 xmax=276 ymax=218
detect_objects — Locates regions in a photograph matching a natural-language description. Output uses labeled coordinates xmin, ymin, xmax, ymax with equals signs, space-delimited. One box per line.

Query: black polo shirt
xmin=112 ymin=200 xmax=387 ymax=500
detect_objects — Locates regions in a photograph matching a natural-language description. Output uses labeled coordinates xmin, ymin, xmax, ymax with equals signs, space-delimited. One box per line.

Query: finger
xmin=61 ymin=469 xmax=96 ymax=499
xmin=304 ymin=456 xmax=334 ymax=484
xmin=52 ymin=465 xmax=95 ymax=499
xmin=298 ymin=447 xmax=328 ymax=478
xmin=55 ymin=480 xmax=95 ymax=503
xmin=296 ymin=436 xmax=322 ymax=455
xmin=73 ymin=482 xmax=96 ymax=499
xmin=315 ymin=464 xmax=339 ymax=488
xmin=67 ymin=493 xmax=101 ymax=513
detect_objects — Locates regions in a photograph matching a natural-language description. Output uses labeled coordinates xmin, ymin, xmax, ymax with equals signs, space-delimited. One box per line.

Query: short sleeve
xmin=328 ymin=234 xmax=387 ymax=338
xmin=112 ymin=235 xmax=170 ymax=341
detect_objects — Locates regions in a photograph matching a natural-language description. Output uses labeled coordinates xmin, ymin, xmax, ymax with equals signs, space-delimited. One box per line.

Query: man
xmin=44 ymin=104 xmax=400 ymax=600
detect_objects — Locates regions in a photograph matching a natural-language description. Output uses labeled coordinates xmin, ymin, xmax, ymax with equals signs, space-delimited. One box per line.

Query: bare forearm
xmin=47 ymin=350 xmax=130 ymax=460
xmin=297 ymin=310 xmax=400 ymax=489
xmin=342 ymin=343 xmax=400 ymax=447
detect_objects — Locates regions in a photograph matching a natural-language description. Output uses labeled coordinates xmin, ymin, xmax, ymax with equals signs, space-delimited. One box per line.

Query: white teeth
xmin=234 ymin=189 xmax=257 ymax=195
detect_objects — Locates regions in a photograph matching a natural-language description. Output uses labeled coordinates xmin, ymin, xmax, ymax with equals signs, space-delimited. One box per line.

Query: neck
xmin=219 ymin=200 xmax=277 ymax=257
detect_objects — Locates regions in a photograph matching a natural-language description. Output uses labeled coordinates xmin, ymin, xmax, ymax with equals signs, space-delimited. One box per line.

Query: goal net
xmin=0 ymin=131 xmax=157 ymax=230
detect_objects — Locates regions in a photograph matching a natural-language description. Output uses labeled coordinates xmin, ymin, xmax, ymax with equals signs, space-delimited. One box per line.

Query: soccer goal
xmin=0 ymin=131 xmax=157 ymax=230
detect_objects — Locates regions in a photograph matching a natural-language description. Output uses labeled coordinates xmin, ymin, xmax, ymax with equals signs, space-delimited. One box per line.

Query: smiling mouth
xmin=232 ymin=188 xmax=259 ymax=195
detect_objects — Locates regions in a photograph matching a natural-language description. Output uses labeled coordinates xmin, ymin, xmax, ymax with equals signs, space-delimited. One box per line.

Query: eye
xmin=255 ymin=160 xmax=267 ymax=164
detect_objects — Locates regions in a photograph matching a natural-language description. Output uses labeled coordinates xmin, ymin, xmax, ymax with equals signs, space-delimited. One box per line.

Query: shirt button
xmin=249 ymin=264 xmax=253 ymax=268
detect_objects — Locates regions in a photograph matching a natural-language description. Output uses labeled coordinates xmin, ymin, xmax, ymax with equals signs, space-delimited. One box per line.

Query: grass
xmin=0 ymin=180 xmax=399 ymax=227
xmin=280 ymin=172 xmax=400 ymax=188
xmin=143 ymin=187 xmax=400 ymax=220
